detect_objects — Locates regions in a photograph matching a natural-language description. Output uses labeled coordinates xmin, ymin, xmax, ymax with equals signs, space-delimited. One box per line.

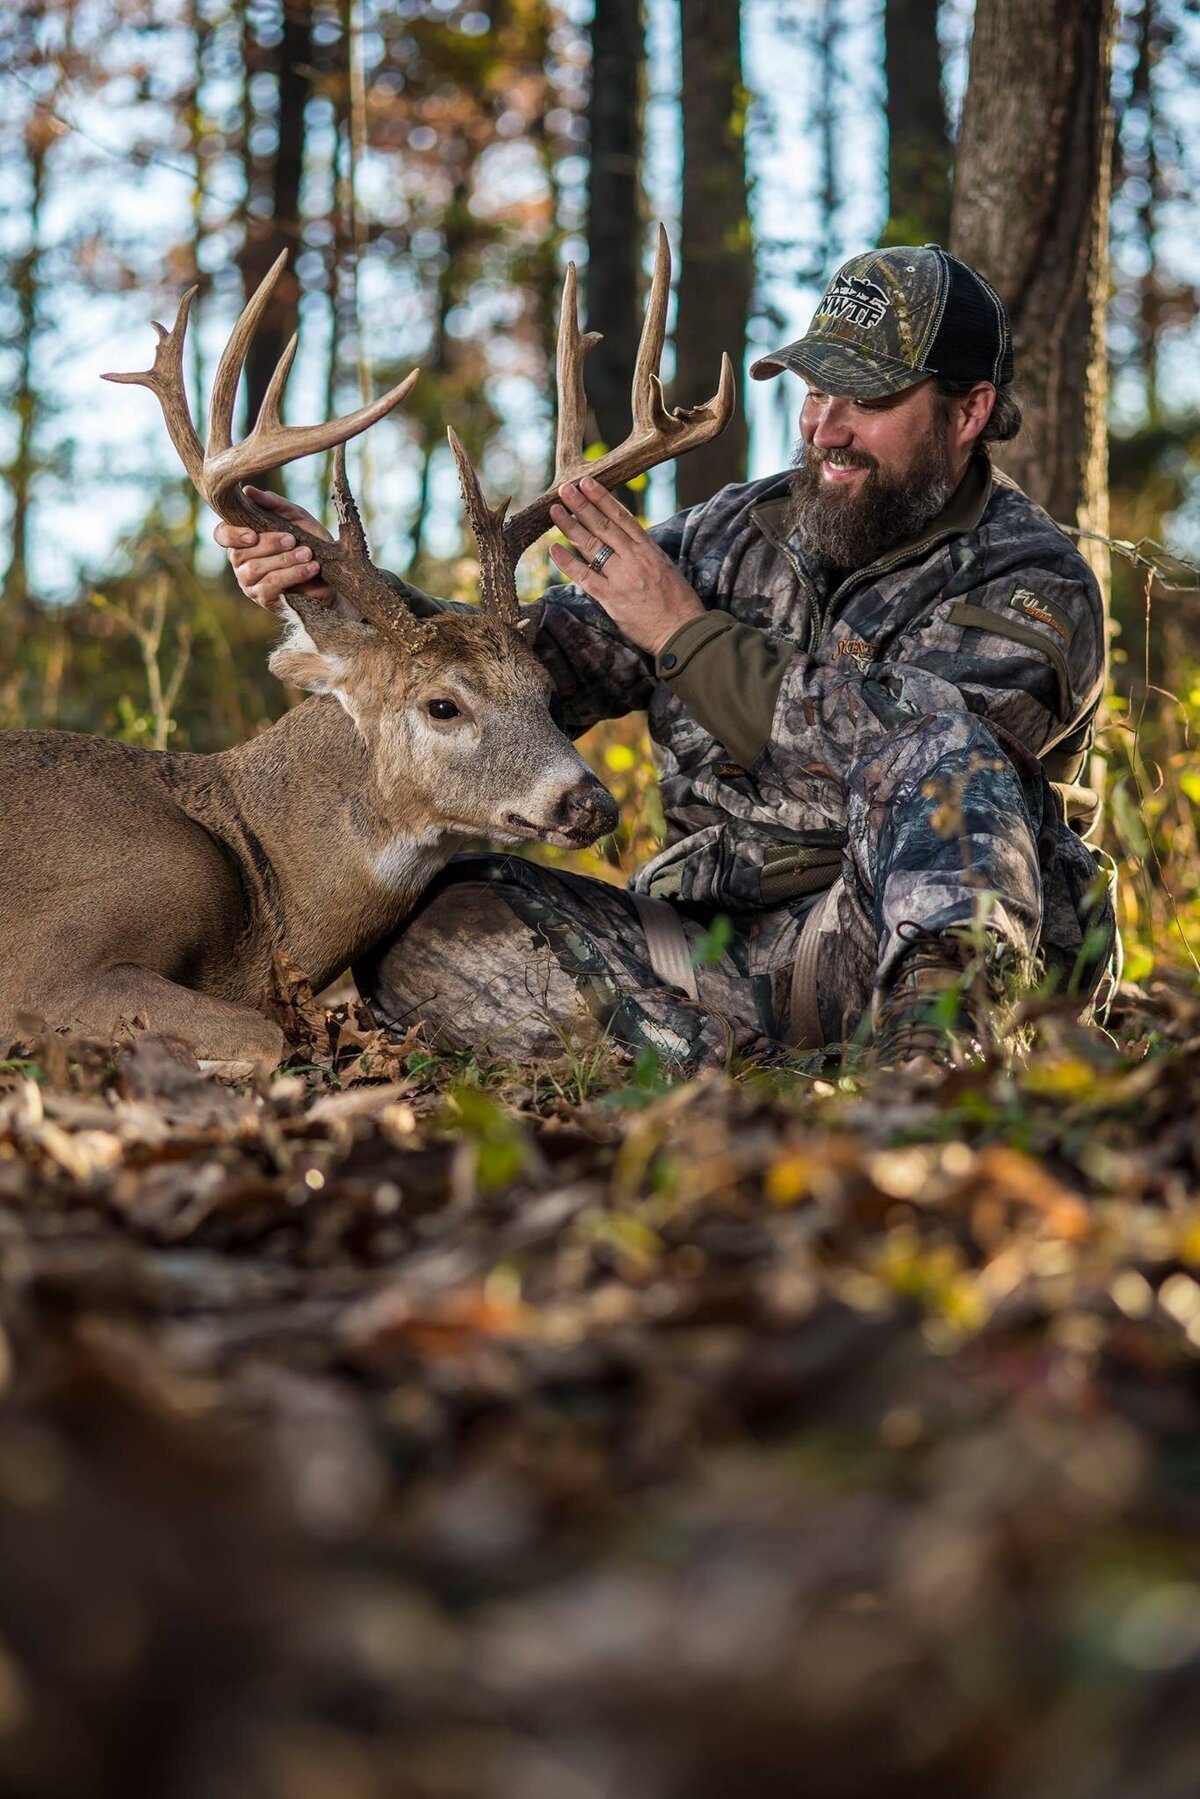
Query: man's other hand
xmin=549 ymin=476 xmax=704 ymax=657
xmin=214 ymin=485 xmax=334 ymax=612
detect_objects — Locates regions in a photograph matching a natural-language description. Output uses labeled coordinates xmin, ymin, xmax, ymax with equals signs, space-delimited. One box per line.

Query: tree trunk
xmin=239 ymin=0 xmax=314 ymax=459
xmin=411 ymin=163 xmax=475 ymax=567
xmin=1 ymin=113 xmax=48 ymax=626
xmin=950 ymin=0 xmax=1116 ymax=595
xmin=674 ymin=0 xmax=752 ymax=511
xmin=1117 ymin=0 xmax=1164 ymax=423
xmin=882 ymin=0 xmax=951 ymax=246
xmin=184 ymin=0 xmax=210 ymax=570
xmin=584 ymin=0 xmax=645 ymax=514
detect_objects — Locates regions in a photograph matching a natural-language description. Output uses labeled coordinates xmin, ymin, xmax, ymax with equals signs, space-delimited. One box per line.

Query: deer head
xmin=267 ymin=606 xmax=613 ymax=848
xmin=103 ymin=230 xmax=732 ymax=850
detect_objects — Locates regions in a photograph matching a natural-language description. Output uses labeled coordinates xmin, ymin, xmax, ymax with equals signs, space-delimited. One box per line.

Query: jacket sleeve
xmin=387 ymin=504 xmax=700 ymax=739
xmin=523 ymin=499 xmax=708 ymax=736
xmin=515 ymin=580 xmax=654 ymax=735
xmin=655 ymin=560 xmax=1106 ymax=792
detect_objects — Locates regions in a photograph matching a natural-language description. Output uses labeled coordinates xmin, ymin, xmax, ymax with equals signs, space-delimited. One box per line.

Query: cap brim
xmin=749 ymin=336 xmax=929 ymax=400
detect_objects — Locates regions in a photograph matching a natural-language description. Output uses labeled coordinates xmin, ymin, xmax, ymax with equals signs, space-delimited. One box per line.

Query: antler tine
xmin=630 ymin=222 xmax=671 ymax=433
xmin=202 ymin=252 xmax=422 ymax=519
xmin=253 ymin=329 xmax=299 ymax=436
xmin=330 ymin=444 xmax=369 ymax=560
xmin=202 ymin=253 xmax=424 ymax=518
xmin=205 ymin=365 xmax=422 ymax=520
xmin=208 ymin=250 xmax=288 ymax=457
xmin=553 ymin=261 xmax=603 ymax=484
xmin=320 ymin=442 xmax=431 ymax=647
xmin=501 ymin=223 xmax=735 ymax=563
xmin=448 ymin=428 xmax=520 ymax=625
xmin=103 ymin=286 xmax=204 ymax=489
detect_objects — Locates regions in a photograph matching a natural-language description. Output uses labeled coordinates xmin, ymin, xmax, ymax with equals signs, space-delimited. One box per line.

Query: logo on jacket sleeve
xmin=1010 ymin=586 xmax=1073 ymax=641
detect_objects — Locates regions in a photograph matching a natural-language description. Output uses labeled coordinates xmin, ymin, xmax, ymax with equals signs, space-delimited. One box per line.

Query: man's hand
xmin=214 ymin=485 xmax=334 ymax=613
xmin=549 ymin=475 xmax=704 ymax=657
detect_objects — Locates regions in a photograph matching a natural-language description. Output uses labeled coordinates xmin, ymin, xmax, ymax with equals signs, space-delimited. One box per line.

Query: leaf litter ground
xmin=0 ymin=972 xmax=1198 ymax=1798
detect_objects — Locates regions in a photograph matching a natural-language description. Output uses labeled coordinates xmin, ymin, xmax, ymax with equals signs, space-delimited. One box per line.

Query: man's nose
xmin=808 ymin=398 xmax=854 ymax=448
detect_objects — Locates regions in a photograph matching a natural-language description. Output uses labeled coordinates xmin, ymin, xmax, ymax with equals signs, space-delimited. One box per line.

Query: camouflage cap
xmin=750 ymin=244 xmax=1014 ymax=399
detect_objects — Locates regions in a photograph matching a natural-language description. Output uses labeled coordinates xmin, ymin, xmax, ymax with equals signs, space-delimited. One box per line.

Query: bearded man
xmin=218 ymin=246 xmax=1114 ymax=1069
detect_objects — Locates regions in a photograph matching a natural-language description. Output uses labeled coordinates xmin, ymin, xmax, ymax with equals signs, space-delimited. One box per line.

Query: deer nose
xmin=557 ymin=776 xmax=619 ymax=841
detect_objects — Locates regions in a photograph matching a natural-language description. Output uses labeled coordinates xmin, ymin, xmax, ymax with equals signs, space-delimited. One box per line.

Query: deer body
xmin=0 ymin=612 xmax=613 ymax=1061
xmin=0 ymin=230 xmax=729 ymax=1064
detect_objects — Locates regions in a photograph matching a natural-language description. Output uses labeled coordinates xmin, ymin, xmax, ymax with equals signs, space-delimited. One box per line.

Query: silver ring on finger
xmin=588 ymin=543 xmax=615 ymax=572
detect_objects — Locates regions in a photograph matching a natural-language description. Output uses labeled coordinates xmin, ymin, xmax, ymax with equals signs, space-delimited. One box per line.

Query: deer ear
xmin=268 ymin=613 xmax=350 ymax=695
xmin=268 ymin=642 xmax=347 ymax=694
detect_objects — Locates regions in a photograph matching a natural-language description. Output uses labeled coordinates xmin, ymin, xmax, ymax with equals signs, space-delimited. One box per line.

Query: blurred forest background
xmin=1 ymin=0 xmax=1198 ymax=978
xmin=4 ymin=16 xmax=1200 ymax=1793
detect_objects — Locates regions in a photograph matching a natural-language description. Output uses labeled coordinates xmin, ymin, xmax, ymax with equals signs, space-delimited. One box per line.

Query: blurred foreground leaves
xmin=0 ymin=978 xmax=1197 ymax=1796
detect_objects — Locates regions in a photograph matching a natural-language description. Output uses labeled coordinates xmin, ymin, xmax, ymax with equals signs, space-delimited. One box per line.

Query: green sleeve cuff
xmin=655 ymin=610 xmax=738 ymax=676
xmin=655 ymin=611 xmax=796 ymax=767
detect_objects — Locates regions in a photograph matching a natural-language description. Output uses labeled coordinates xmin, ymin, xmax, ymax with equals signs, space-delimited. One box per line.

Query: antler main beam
xmin=104 ymin=254 xmax=429 ymax=647
xmin=450 ymin=224 xmax=735 ymax=623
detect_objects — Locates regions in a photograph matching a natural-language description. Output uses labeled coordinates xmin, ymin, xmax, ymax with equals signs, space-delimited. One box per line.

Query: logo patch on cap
xmin=817 ymin=274 xmax=890 ymax=332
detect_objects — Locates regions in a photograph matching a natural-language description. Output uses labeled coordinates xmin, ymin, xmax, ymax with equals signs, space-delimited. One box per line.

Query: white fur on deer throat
xmin=367 ymin=829 xmax=445 ymax=895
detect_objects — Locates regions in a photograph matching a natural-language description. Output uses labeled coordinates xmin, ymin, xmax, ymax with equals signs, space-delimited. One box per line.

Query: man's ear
xmin=957 ymin=382 xmax=996 ymax=450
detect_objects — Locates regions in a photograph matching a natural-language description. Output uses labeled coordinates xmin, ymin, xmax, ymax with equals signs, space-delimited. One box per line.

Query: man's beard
xmin=786 ymin=423 xmax=955 ymax=572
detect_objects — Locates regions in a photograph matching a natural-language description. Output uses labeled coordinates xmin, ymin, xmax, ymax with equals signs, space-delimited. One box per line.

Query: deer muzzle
xmin=505 ymin=774 xmax=618 ymax=848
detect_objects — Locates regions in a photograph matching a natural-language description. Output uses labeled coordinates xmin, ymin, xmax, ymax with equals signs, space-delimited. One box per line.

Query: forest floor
xmin=0 ymin=969 xmax=1198 ymax=1798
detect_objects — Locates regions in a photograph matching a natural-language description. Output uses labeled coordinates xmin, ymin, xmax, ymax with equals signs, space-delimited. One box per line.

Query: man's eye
xmin=427 ymin=699 xmax=460 ymax=720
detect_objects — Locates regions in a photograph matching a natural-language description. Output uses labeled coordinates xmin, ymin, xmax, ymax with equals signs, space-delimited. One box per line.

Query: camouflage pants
xmin=356 ymin=711 xmax=1115 ymax=1068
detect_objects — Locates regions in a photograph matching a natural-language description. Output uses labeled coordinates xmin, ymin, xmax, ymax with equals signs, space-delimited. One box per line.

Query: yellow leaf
xmin=939 ymin=1277 xmax=986 ymax=1332
xmin=1022 ymin=1057 xmax=1099 ymax=1100
xmin=765 ymin=1154 xmax=813 ymax=1206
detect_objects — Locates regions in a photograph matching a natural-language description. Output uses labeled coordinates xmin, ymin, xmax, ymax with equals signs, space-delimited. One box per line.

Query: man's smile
xmin=815 ymin=448 xmax=876 ymax=487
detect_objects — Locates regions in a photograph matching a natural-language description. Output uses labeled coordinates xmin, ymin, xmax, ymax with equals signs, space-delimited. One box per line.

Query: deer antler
xmin=447 ymin=224 xmax=735 ymax=624
xmin=104 ymin=254 xmax=429 ymax=647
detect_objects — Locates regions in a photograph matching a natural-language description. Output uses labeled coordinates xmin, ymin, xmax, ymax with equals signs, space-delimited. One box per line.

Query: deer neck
xmin=211 ymin=696 xmax=453 ymax=990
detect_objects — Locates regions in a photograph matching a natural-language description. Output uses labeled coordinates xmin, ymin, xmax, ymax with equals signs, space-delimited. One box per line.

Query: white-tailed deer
xmin=0 ymin=228 xmax=732 ymax=1065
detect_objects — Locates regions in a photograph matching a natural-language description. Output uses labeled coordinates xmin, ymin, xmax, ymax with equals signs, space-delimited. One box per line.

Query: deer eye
xmin=427 ymin=698 xmax=460 ymax=721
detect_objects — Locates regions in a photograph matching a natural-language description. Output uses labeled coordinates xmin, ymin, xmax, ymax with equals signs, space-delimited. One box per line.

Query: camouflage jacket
xmin=400 ymin=452 xmax=1107 ymax=911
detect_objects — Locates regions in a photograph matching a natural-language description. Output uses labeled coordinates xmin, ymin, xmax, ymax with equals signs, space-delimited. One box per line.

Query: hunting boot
xmin=870 ymin=928 xmax=1014 ymax=1074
